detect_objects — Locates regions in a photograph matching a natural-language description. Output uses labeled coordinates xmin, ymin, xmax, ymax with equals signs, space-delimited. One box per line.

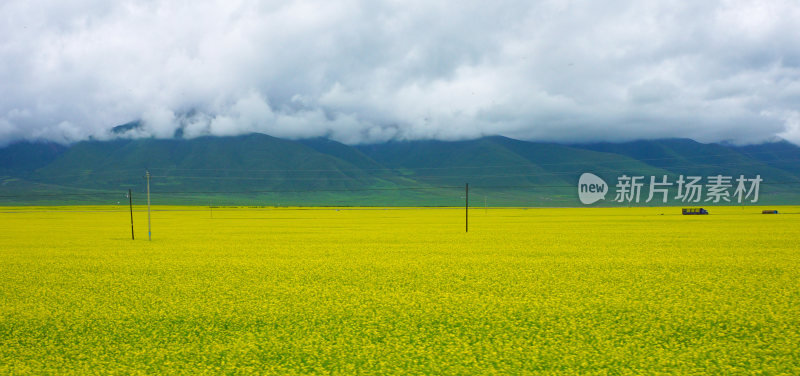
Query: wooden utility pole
xmin=146 ymin=170 xmax=151 ymax=241
xmin=128 ymin=189 xmax=134 ymax=240
xmin=465 ymin=183 xmax=469 ymax=233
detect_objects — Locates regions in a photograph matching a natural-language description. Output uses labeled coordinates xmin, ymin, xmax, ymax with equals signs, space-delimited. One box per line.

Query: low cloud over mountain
xmin=2 ymin=0 xmax=800 ymax=146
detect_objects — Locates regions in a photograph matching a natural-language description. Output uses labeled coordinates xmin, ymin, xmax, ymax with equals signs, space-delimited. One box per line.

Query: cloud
xmin=777 ymin=111 xmax=800 ymax=145
xmin=1 ymin=0 xmax=799 ymax=146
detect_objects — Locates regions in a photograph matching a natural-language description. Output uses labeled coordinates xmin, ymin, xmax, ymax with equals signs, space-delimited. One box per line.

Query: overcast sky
xmin=1 ymin=0 xmax=799 ymax=146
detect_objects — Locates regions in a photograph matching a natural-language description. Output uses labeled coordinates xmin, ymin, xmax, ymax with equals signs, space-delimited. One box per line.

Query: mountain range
xmin=1 ymin=133 xmax=799 ymax=206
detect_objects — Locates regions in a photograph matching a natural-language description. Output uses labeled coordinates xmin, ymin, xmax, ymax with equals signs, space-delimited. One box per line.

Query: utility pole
xmin=484 ymin=195 xmax=487 ymax=215
xmin=128 ymin=189 xmax=134 ymax=240
xmin=465 ymin=183 xmax=469 ymax=233
xmin=146 ymin=170 xmax=151 ymax=241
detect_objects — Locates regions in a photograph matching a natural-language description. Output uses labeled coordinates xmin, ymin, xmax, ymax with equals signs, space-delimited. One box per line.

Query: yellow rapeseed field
xmin=1 ymin=206 xmax=799 ymax=374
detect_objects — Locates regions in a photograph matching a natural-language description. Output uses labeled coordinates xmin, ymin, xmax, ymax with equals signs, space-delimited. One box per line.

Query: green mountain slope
xmin=355 ymin=136 xmax=686 ymax=205
xmin=1 ymin=133 xmax=799 ymax=206
xmin=0 ymin=141 xmax=67 ymax=176
xmin=577 ymin=139 xmax=799 ymax=181
xmin=489 ymin=136 xmax=669 ymax=181
xmin=356 ymin=137 xmax=559 ymax=187
xmin=31 ymin=134 xmax=400 ymax=193
xmin=296 ymin=138 xmax=385 ymax=171
xmin=576 ymin=139 xmax=800 ymax=201
xmin=733 ymin=140 xmax=800 ymax=176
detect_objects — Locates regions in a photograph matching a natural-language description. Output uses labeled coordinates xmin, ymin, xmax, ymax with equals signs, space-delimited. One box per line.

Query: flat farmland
xmin=1 ymin=206 xmax=799 ymax=374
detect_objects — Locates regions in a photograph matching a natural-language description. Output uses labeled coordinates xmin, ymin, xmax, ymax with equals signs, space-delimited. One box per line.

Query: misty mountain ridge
xmin=1 ymin=132 xmax=799 ymax=206
xmin=97 ymin=117 xmax=800 ymax=149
